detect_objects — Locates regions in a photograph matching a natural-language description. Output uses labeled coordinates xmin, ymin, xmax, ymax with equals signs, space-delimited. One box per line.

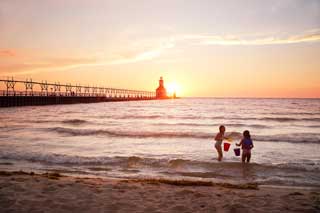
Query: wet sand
xmin=0 ymin=171 xmax=319 ymax=213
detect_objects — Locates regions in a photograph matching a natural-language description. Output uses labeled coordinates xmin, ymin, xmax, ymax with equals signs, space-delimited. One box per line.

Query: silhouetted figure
xmin=236 ymin=130 xmax=254 ymax=163
xmin=215 ymin=125 xmax=226 ymax=161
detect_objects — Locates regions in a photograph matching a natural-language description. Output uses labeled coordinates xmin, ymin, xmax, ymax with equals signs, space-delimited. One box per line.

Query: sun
xmin=166 ymin=82 xmax=181 ymax=96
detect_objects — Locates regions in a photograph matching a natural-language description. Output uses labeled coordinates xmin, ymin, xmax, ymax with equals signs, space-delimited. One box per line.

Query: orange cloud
xmin=109 ymin=42 xmax=174 ymax=65
xmin=1 ymin=29 xmax=319 ymax=76
xmin=179 ymin=29 xmax=320 ymax=45
xmin=0 ymin=57 xmax=98 ymax=76
xmin=0 ymin=41 xmax=175 ymax=76
xmin=0 ymin=49 xmax=16 ymax=57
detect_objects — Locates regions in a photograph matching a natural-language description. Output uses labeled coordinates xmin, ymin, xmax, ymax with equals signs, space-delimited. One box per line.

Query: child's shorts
xmin=242 ymin=149 xmax=251 ymax=155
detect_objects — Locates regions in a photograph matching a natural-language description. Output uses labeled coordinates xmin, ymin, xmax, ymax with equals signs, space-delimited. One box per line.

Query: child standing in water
xmin=237 ymin=130 xmax=254 ymax=163
xmin=214 ymin=125 xmax=226 ymax=161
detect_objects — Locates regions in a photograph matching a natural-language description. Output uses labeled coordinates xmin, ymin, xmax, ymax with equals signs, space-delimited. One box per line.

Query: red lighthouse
xmin=156 ymin=77 xmax=167 ymax=99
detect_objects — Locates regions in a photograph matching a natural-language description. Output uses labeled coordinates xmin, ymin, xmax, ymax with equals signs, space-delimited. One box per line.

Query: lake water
xmin=0 ymin=98 xmax=319 ymax=187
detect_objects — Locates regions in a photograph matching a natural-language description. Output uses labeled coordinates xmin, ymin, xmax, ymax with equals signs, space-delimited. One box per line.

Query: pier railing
xmin=0 ymin=78 xmax=156 ymax=107
xmin=0 ymin=78 xmax=156 ymax=99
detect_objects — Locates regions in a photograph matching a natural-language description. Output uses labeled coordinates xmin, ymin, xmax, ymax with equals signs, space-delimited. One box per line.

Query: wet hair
xmin=219 ymin=125 xmax=225 ymax=132
xmin=243 ymin=130 xmax=251 ymax=139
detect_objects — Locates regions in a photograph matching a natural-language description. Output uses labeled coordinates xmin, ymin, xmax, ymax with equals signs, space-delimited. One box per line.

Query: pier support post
xmin=54 ymin=82 xmax=61 ymax=96
xmin=5 ymin=77 xmax=16 ymax=96
xmin=24 ymin=78 xmax=34 ymax=96
xmin=92 ymin=87 xmax=97 ymax=97
xmin=99 ymin=87 xmax=104 ymax=97
xmin=40 ymin=81 xmax=48 ymax=96
xmin=66 ymin=84 xmax=72 ymax=96
xmin=76 ymin=85 xmax=81 ymax=96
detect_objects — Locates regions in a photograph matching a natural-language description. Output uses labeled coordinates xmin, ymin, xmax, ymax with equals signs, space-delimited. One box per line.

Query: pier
xmin=0 ymin=78 xmax=156 ymax=107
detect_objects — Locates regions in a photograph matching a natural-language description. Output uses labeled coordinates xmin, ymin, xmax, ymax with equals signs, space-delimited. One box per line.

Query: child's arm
xmin=224 ymin=136 xmax=231 ymax=141
xmin=236 ymin=139 xmax=243 ymax=146
xmin=250 ymin=141 xmax=254 ymax=149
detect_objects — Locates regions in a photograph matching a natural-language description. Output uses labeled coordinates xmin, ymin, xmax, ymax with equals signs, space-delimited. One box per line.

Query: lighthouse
xmin=156 ymin=77 xmax=167 ymax=99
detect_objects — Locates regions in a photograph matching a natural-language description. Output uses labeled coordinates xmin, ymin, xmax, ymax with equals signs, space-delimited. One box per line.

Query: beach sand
xmin=0 ymin=171 xmax=319 ymax=213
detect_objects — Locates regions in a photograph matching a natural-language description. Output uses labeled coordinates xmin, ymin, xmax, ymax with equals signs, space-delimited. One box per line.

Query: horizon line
xmin=179 ymin=96 xmax=320 ymax=99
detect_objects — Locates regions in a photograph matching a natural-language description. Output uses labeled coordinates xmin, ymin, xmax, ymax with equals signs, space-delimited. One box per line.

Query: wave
xmin=254 ymin=133 xmax=320 ymax=143
xmin=95 ymin=114 xmax=320 ymax=122
xmin=48 ymin=127 xmax=214 ymax=139
xmin=256 ymin=117 xmax=320 ymax=122
xmin=266 ymin=112 xmax=320 ymax=116
xmin=227 ymin=117 xmax=320 ymax=122
xmin=3 ymin=119 xmax=89 ymax=125
xmin=305 ymin=125 xmax=320 ymax=128
xmin=61 ymin=119 xmax=88 ymax=125
xmin=114 ymin=115 xmax=225 ymax=120
xmin=7 ymin=115 xmax=320 ymax=125
xmin=0 ymin=153 xmax=318 ymax=175
xmin=46 ymin=127 xmax=320 ymax=143
xmin=153 ymin=122 xmax=269 ymax=129
xmin=1 ymin=152 xmax=319 ymax=186
xmin=0 ymin=152 xmax=168 ymax=169
xmin=116 ymin=115 xmax=164 ymax=119
xmin=29 ymin=119 xmax=53 ymax=124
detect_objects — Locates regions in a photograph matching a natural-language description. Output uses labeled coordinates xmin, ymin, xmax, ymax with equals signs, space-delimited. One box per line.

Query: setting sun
xmin=166 ymin=82 xmax=181 ymax=96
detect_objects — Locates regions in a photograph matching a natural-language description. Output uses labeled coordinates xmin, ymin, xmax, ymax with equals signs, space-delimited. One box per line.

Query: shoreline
xmin=0 ymin=170 xmax=319 ymax=212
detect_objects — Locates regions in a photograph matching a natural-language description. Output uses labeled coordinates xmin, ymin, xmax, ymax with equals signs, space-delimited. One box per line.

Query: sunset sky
xmin=0 ymin=0 xmax=319 ymax=97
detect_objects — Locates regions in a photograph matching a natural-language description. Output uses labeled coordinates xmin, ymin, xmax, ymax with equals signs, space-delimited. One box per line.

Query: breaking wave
xmin=45 ymin=127 xmax=320 ymax=143
xmin=48 ymin=127 xmax=213 ymax=139
xmin=1 ymin=152 xmax=319 ymax=187
xmin=0 ymin=152 xmax=318 ymax=173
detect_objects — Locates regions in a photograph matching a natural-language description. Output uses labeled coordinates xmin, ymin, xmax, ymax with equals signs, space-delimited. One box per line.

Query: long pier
xmin=0 ymin=78 xmax=156 ymax=107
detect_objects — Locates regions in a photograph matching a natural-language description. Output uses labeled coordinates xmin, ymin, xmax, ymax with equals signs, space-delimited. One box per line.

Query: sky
xmin=0 ymin=0 xmax=319 ymax=97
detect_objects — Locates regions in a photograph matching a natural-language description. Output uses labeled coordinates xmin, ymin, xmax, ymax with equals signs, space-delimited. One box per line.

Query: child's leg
xmin=215 ymin=145 xmax=223 ymax=161
xmin=246 ymin=153 xmax=251 ymax=163
xmin=218 ymin=146 xmax=223 ymax=161
xmin=241 ymin=153 xmax=246 ymax=163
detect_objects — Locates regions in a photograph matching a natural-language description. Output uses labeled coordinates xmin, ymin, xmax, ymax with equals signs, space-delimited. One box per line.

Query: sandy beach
xmin=0 ymin=171 xmax=319 ymax=213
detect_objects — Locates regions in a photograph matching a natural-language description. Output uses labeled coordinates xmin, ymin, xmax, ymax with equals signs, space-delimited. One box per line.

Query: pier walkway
xmin=0 ymin=78 xmax=156 ymax=107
